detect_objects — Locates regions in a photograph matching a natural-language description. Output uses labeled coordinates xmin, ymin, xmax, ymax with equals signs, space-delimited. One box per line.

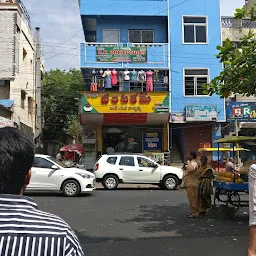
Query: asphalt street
xmin=32 ymin=187 xmax=249 ymax=256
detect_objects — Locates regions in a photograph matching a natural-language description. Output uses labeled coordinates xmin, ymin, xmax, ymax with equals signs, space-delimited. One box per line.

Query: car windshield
xmin=48 ymin=156 xmax=67 ymax=168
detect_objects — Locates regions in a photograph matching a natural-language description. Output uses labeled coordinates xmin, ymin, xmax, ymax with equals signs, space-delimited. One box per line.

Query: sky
xmin=22 ymin=0 xmax=245 ymax=71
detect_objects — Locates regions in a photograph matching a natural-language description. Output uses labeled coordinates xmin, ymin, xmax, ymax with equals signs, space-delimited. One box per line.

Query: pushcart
xmin=212 ymin=136 xmax=256 ymax=213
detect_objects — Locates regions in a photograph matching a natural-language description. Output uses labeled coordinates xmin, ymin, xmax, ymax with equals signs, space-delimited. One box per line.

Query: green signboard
xmin=96 ymin=46 xmax=147 ymax=63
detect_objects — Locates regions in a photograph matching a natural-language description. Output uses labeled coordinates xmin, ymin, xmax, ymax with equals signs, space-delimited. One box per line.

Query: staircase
xmin=170 ymin=144 xmax=183 ymax=164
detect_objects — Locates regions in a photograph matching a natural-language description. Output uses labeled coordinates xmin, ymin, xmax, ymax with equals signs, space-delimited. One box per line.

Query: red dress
xmin=111 ymin=70 xmax=118 ymax=85
xmin=146 ymin=71 xmax=154 ymax=91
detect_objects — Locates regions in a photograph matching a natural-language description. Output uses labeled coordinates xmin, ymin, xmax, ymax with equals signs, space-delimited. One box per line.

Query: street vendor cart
xmin=212 ymin=136 xmax=256 ymax=213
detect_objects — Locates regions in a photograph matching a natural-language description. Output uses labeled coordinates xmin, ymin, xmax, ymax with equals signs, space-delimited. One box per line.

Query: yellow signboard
xmin=81 ymin=92 xmax=169 ymax=114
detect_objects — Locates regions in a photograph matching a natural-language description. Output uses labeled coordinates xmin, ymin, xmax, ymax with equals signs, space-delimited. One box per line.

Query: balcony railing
xmin=81 ymin=42 xmax=169 ymax=69
xmin=221 ymin=16 xmax=256 ymax=28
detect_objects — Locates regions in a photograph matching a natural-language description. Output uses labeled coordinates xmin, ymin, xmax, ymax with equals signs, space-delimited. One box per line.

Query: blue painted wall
xmin=80 ymin=0 xmax=167 ymax=16
xmin=96 ymin=16 xmax=167 ymax=43
xmin=169 ymin=0 xmax=225 ymax=122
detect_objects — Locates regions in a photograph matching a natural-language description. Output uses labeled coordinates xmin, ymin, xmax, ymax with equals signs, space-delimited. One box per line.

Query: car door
xmin=118 ymin=156 xmax=138 ymax=182
xmin=136 ymin=157 xmax=161 ymax=183
xmin=28 ymin=157 xmax=61 ymax=190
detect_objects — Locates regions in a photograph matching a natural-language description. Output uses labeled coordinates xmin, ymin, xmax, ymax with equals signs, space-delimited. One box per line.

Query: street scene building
xmin=78 ymin=0 xmax=225 ymax=167
xmin=0 ymin=0 xmax=43 ymax=141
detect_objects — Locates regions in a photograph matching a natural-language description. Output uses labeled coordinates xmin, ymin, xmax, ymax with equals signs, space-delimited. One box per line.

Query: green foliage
xmin=207 ymin=4 xmax=256 ymax=97
xmin=42 ymin=69 xmax=84 ymax=143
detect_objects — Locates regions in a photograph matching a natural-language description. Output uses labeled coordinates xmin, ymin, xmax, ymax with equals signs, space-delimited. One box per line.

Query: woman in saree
xmin=198 ymin=156 xmax=214 ymax=214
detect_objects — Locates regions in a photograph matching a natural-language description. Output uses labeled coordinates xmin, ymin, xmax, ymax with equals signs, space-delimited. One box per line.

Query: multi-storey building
xmin=0 ymin=0 xmax=43 ymax=141
xmin=78 ymin=0 xmax=225 ymax=166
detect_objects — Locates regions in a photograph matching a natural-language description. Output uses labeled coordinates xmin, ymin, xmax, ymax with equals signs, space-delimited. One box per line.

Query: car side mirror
xmin=153 ymin=164 xmax=158 ymax=168
xmin=51 ymin=165 xmax=59 ymax=170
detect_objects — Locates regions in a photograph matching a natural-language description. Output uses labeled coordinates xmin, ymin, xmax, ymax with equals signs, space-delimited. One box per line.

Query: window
xmin=33 ymin=157 xmax=53 ymax=169
xmin=128 ymin=30 xmax=154 ymax=43
xmin=23 ymin=48 xmax=27 ymax=60
xmin=21 ymin=90 xmax=26 ymax=109
xmin=183 ymin=17 xmax=207 ymax=43
xmin=103 ymin=29 xmax=120 ymax=43
xmin=107 ymin=157 xmax=117 ymax=165
xmin=184 ymin=69 xmax=209 ymax=96
xmin=137 ymin=157 xmax=156 ymax=168
xmin=119 ymin=156 xmax=135 ymax=167
xmin=28 ymin=96 xmax=33 ymax=114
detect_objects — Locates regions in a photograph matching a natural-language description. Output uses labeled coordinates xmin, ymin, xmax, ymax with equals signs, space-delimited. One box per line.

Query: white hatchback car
xmin=93 ymin=154 xmax=183 ymax=190
xmin=26 ymin=154 xmax=95 ymax=196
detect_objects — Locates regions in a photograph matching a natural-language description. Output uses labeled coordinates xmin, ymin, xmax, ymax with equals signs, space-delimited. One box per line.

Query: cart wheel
xmin=215 ymin=188 xmax=228 ymax=205
xmin=228 ymin=191 xmax=240 ymax=213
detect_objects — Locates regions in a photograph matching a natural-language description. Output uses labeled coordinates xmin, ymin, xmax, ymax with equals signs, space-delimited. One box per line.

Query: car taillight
xmin=95 ymin=163 xmax=99 ymax=171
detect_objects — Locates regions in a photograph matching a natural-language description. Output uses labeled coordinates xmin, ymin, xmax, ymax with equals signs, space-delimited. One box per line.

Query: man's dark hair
xmin=0 ymin=127 xmax=34 ymax=194
xmin=189 ymin=151 xmax=197 ymax=159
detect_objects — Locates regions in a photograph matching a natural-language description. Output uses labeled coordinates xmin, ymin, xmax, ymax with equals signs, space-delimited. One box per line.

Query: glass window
xmin=183 ymin=16 xmax=207 ymax=43
xmin=184 ymin=69 xmax=208 ymax=96
xmin=137 ymin=157 xmax=156 ymax=168
xmin=119 ymin=157 xmax=135 ymax=167
xmin=128 ymin=30 xmax=154 ymax=43
xmin=107 ymin=157 xmax=117 ymax=165
xmin=33 ymin=157 xmax=53 ymax=169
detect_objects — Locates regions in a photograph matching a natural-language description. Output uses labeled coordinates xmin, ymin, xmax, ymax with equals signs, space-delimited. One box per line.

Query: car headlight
xmin=76 ymin=173 xmax=94 ymax=179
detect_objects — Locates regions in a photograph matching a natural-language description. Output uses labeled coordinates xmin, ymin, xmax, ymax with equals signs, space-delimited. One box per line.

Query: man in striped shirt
xmin=0 ymin=127 xmax=84 ymax=256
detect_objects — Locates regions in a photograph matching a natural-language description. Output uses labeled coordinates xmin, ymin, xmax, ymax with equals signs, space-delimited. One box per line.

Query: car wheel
xmin=62 ymin=180 xmax=80 ymax=197
xmin=103 ymin=175 xmax=118 ymax=190
xmin=163 ymin=175 xmax=178 ymax=190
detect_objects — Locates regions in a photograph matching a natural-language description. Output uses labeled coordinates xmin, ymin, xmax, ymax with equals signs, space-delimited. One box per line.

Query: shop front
xmin=80 ymin=91 xmax=170 ymax=168
xmin=169 ymin=105 xmax=218 ymax=162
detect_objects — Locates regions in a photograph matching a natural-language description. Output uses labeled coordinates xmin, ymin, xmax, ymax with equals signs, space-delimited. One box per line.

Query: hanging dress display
xmin=146 ymin=70 xmax=154 ymax=92
xmin=90 ymin=69 xmax=98 ymax=91
xmin=118 ymin=71 xmax=125 ymax=92
xmin=111 ymin=70 xmax=118 ymax=85
xmin=102 ymin=70 xmax=112 ymax=89
xmin=138 ymin=70 xmax=146 ymax=83
xmin=130 ymin=70 xmax=138 ymax=82
xmin=124 ymin=70 xmax=130 ymax=81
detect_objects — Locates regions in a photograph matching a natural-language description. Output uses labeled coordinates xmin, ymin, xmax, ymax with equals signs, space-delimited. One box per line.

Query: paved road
xmin=31 ymin=188 xmax=249 ymax=256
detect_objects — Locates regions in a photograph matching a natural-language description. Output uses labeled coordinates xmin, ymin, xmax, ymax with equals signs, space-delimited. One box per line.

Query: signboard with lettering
xmin=143 ymin=133 xmax=162 ymax=152
xmin=171 ymin=112 xmax=186 ymax=123
xmin=81 ymin=92 xmax=169 ymax=114
xmin=96 ymin=46 xmax=147 ymax=63
xmin=226 ymin=102 xmax=256 ymax=122
xmin=186 ymin=105 xmax=218 ymax=122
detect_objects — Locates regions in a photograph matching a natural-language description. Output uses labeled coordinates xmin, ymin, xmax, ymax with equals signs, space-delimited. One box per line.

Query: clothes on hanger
xmin=111 ymin=69 xmax=118 ymax=85
xmin=154 ymin=70 xmax=159 ymax=82
xmin=146 ymin=70 xmax=154 ymax=92
xmin=124 ymin=70 xmax=130 ymax=81
xmin=130 ymin=70 xmax=138 ymax=82
xmin=138 ymin=70 xmax=146 ymax=83
xmin=102 ymin=70 xmax=112 ymax=89
xmin=118 ymin=71 xmax=125 ymax=92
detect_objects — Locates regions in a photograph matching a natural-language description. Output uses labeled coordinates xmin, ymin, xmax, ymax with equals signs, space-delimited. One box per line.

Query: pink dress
xmin=111 ymin=70 xmax=118 ymax=85
xmin=146 ymin=71 xmax=154 ymax=91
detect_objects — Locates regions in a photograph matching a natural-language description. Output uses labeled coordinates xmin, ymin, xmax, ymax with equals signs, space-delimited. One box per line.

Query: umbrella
xmin=60 ymin=144 xmax=84 ymax=154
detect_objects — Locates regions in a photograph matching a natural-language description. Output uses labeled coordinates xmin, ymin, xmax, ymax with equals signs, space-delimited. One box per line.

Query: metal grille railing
xmin=221 ymin=17 xmax=256 ymax=28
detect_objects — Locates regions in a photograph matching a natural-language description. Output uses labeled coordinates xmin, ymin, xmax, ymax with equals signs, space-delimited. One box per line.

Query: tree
xmin=207 ymin=5 xmax=256 ymax=98
xmin=42 ymin=69 xmax=84 ymax=145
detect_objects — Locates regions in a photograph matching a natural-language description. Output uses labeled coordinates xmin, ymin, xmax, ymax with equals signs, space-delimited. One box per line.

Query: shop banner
xmin=186 ymin=105 xmax=218 ymax=122
xmin=0 ymin=116 xmax=13 ymax=128
xmin=143 ymin=133 xmax=162 ymax=152
xmin=171 ymin=112 xmax=186 ymax=123
xmin=81 ymin=92 xmax=169 ymax=114
xmin=96 ymin=46 xmax=147 ymax=63
xmin=226 ymin=102 xmax=256 ymax=122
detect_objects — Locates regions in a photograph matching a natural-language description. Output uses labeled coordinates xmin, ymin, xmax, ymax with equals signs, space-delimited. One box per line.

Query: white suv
xmin=93 ymin=154 xmax=183 ymax=190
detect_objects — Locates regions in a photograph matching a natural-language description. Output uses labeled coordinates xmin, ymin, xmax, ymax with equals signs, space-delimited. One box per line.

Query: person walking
xmin=0 ymin=127 xmax=84 ymax=256
xmin=183 ymin=151 xmax=200 ymax=218
xmin=198 ymin=156 xmax=214 ymax=215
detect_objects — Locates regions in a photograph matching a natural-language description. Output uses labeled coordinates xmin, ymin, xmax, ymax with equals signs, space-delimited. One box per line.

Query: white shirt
xmin=124 ymin=71 xmax=130 ymax=81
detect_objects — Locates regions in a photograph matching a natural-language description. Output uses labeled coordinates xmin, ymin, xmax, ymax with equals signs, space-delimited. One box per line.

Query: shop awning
xmin=80 ymin=113 xmax=169 ymax=125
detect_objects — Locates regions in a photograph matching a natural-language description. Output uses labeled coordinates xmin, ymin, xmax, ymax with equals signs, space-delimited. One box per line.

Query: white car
xmin=93 ymin=154 xmax=183 ymax=190
xmin=26 ymin=154 xmax=96 ymax=196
